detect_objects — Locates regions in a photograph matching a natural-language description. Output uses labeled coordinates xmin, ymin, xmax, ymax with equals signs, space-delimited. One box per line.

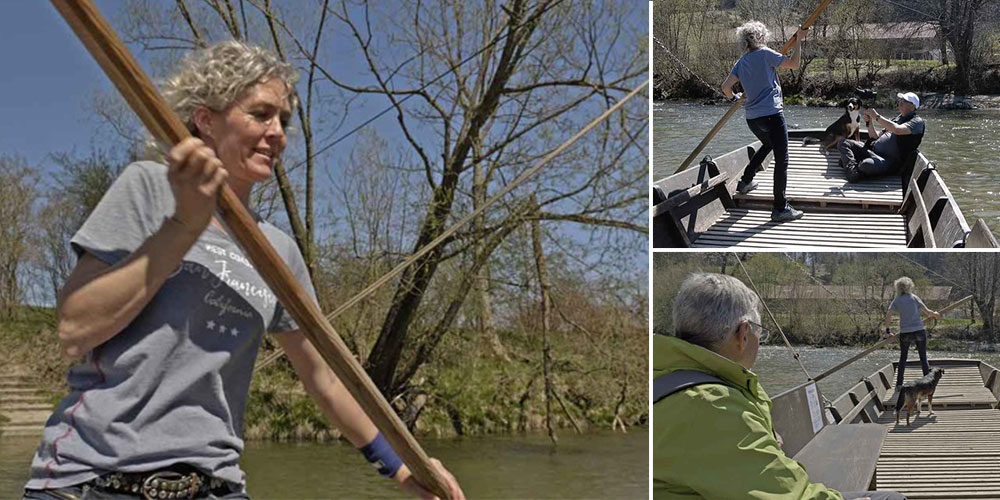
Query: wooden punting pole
xmin=672 ymin=0 xmax=835 ymax=174
xmin=48 ymin=1 xmax=452 ymax=497
xmin=812 ymin=295 xmax=974 ymax=383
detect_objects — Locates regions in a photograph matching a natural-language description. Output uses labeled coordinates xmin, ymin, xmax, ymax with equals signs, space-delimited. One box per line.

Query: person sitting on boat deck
xmin=838 ymin=92 xmax=925 ymax=183
xmin=653 ymin=273 xmax=907 ymax=500
xmin=22 ymin=41 xmax=464 ymax=500
xmin=721 ymin=21 xmax=808 ymax=223
xmin=885 ymin=276 xmax=941 ymax=388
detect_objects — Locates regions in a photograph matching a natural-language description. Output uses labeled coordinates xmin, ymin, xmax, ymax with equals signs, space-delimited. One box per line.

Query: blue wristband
xmin=360 ymin=432 xmax=403 ymax=478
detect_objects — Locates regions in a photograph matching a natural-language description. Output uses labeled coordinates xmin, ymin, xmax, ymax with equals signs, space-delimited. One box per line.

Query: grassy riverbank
xmin=0 ymin=307 xmax=646 ymax=440
xmin=654 ymin=62 xmax=1000 ymax=109
xmin=759 ymin=315 xmax=997 ymax=352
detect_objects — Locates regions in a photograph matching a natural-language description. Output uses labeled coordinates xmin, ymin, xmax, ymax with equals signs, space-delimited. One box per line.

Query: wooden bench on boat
xmin=652 ymin=128 xmax=1000 ymax=249
xmin=771 ymin=381 xmax=888 ymax=491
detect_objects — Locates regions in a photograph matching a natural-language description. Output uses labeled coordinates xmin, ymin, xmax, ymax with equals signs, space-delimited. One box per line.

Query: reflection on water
xmin=753 ymin=345 xmax=1000 ymax=399
xmin=652 ymin=102 xmax=1000 ymax=237
xmin=1 ymin=431 xmax=648 ymax=499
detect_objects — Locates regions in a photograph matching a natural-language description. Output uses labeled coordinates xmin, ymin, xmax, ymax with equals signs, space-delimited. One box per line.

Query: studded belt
xmin=91 ymin=469 xmax=232 ymax=500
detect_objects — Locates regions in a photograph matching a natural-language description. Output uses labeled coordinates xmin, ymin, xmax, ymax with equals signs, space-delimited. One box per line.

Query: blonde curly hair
xmin=736 ymin=21 xmax=770 ymax=51
xmin=160 ymin=41 xmax=300 ymax=137
xmin=894 ymin=277 xmax=915 ymax=296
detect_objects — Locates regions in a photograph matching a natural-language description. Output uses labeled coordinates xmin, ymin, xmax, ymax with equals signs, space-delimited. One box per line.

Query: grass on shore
xmin=1 ymin=306 xmax=647 ymax=441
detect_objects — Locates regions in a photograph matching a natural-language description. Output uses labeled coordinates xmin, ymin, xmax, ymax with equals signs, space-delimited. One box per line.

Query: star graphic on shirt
xmin=230 ymin=327 xmax=239 ymax=337
xmin=218 ymin=325 xmax=227 ymax=335
xmin=206 ymin=320 xmax=216 ymax=331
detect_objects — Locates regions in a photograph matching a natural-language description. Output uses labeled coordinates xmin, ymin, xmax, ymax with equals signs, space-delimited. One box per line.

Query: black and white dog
xmin=803 ymin=97 xmax=863 ymax=151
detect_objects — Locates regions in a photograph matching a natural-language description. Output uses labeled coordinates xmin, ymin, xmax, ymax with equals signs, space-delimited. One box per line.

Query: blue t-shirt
xmin=730 ymin=47 xmax=787 ymax=120
xmin=889 ymin=293 xmax=927 ymax=333
xmin=27 ymin=162 xmax=317 ymax=490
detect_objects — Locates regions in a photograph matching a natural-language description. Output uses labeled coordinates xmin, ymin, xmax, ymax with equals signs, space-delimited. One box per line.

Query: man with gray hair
xmin=653 ymin=272 xmax=906 ymax=500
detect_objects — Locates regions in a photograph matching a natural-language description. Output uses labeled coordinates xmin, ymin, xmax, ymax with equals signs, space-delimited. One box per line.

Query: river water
xmin=652 ymin=101 xmax=1000 ymax=238
xmin=754 ymin=345 xmax=1000 ymax=398
xmin=0 ymin=430 xmax=647 ymax=499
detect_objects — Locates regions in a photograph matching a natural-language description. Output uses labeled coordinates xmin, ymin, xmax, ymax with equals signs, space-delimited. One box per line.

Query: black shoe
xmin=771 ymin=206 xmax=804 ymax=222
xmin=844 ymin=165 xmax=862 ymax=183
xmin=736 ymin=180 xmax=758 ymax=194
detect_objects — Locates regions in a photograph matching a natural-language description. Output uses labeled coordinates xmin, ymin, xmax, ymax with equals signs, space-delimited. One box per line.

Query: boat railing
xmin=900 ymin=153 xmax=972 ymax=247
xmin=830 ymin=371 xmax=891 ymax=425
xmin=979 ymin=361 xmax=1000 ymax=405
xmin=651 ymin=144 xmax=758 ymax=247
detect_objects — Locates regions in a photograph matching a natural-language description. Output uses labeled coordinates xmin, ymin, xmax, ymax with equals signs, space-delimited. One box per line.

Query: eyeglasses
xmin=746 ymin=320 xmax=771 ymax=344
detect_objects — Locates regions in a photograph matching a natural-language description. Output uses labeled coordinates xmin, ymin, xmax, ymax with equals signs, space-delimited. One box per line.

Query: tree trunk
xmin=367 ymin=0 xmax=538 ymax=393
xmin=531 ymin=205 xmax=557 ymax=445
xmin=473 ymin=152 xmax=508 ymax=362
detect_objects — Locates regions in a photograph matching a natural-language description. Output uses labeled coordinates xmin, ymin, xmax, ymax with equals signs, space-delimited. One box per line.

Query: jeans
xmin=741 ymin=112 xmax=790 ymax=212
xmin=838 ymin=139 xmax=894 ymax=178
xmin=842 ymin=491 xmax=908 ymax=500
xmin=896 ymin=329 xmax=930 ymax=386
xmin=23 ymin=485 xmax=250 ymax=500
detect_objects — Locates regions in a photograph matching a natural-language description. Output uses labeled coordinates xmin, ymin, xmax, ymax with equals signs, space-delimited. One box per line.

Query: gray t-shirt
xmin=889 ymin=293 xmax=927 ymax=333
xmin=871 ymin=114 xmax=925 ymax=165
xmin=730 ymin=47 xmax=787 ymax=120
xmin=27 ymin=161 xmax=316 ymax=490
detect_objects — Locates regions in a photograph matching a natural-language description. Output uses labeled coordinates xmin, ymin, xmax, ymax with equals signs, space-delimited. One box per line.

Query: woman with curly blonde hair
xmin=23 ymin=41 xmax=463 ymax=500
xmin=721 ymin=21 xmax=808 ymax=222
xmin=885 ymin=276 xmax=940 ymax=388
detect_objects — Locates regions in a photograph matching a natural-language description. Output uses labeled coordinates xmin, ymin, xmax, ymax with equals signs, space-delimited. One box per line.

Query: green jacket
xmin=652 ymin=335 xmax=842 ymax=500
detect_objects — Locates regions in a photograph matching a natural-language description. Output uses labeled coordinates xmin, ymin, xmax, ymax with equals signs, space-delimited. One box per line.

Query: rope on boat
xmin=254 ymin=78 xmax=649 ymax=373
xmin=732 ymin=253 xmax=814 ymax=381
xmin=651 ymin=35 xmax=726 ymax=98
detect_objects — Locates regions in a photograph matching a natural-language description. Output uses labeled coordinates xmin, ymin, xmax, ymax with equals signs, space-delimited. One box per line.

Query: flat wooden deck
xmin=736 ymin=143 xmax=903 ymax=210
xmin=881 ymin=364 xmax=998 ymax=409
xmin=691 ymin=209 xmax=908 ymax=248
xmin=869 ymin=361 xmax=1000 ymax=499
xmin=875 ymin=409 xmax=1000 ymax=499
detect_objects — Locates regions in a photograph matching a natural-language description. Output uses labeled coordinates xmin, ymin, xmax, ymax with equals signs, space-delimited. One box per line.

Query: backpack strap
xmin=653 ymin=370 xmax=728 ymax=404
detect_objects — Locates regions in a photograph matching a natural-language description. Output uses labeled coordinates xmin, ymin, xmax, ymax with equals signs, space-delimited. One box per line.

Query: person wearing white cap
xmin=837 ymin=91 xmax=925 ymax=182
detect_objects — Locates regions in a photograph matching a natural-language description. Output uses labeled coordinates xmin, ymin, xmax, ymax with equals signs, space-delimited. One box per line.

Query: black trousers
xmin=741 ymin=112 xmax=789 ymax=212
xmin=896 ymin=329 xmax=930 ymax=386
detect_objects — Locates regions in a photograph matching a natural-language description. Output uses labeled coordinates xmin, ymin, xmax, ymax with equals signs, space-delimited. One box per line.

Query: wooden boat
xmin=652 ymin=128 xmax=1000 ymax=248
xmin=770 ymin=358 xmax=1000 ymax=499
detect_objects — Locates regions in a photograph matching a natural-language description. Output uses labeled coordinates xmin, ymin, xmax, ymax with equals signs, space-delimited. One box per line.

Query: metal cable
xmin=732 ymin=253 xmax=813 ymax=381
xmin=651 ymin=35 xmax=726 ymax=98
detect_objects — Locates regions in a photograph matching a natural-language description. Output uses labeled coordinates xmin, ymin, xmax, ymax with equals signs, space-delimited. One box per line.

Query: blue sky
xmin=0 ymin=2 xmax=119 ymax=166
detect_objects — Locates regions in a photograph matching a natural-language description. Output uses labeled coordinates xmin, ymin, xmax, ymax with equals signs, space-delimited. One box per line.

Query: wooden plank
xmin=739 ymin=141 xmax=904 ymax=207
xmin=875 ymin=408 xmax=1000 ymax=499
xmin=793 ymin=424 xmax=888 ymax=492
xmin=967 ymin=219 xmax=1000 ymax=248
xmin=907 ymin=177 xmax=937 ymax=248
xmin=652 ymin=172 xmax=729 ymax=216
xmin=693 ymin=209 xmax=907 ymax=248
xmin=838 ymin=391 xmax=877 ymax=424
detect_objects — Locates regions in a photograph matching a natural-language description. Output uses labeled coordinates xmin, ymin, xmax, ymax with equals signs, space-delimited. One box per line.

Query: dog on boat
xmin=895 ymin=367 xmax=945 ymax=426
xmin=802 ymin=97 xmax=863 ymax=151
